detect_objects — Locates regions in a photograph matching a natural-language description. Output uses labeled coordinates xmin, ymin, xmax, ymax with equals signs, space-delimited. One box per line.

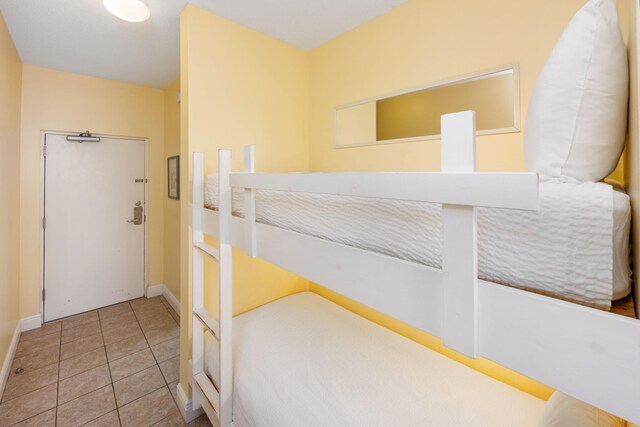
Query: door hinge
xmin=42 ymin=289 xmax=45 ymax=302
xmin=144 ymin=215 xmax=146 ymax=223
xmin=42 ymin=217 xmax=46 ymax=230
xmin=42 ymin=145 xmax=47 ymax=157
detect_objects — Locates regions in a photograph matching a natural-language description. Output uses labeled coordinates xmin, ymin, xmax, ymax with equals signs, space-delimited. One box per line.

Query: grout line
xmin=102 ymin=315 xmax=155 ymax=364
xmin=56 ymin=316 xmax=61 ymax=427
xmin=58 ymin=333 xmax=104 ymax=362
xmin=98 ymin=304 xmax=124 ymax=427
xmin=57 ymin=380 xmax=112 ymax=410
xmin=59 ymin=311 xmax=100 ymax=332
xmin=124 ymin=297 xmax=182 ymax=416
xmin=76 ymin=408 xmax=115 ymax=427
xmin=66 ymin=385 xmax=118 ymax=427
xmin=7 ymin=340 xmax=60 ymax=361
xmin=0 ymin=342 xmax=60 ymax=425
xmin=0 ymin=331 xmax=62 ymax=412
xmin=131 ymin=301 xmax=162 ymax=372
xmin=116 ymin=383 xmax=167 ymax=410
xmin=104 ymin=339 xmax=147 ymax=364
xmin=58 ymin=348 xmax=107 ymax=382
xmin=92 ymin=310 xmax=151 ymax=362
xmin=59 ymin=321 xmax=102 ymax=346
xmin=10 ymin=348 xmax=110 ymax=423
xmin=13 ymin=332 xmax=62 ymax=359
xmin=0 ymin=367 xmax=59 ymax=404
xmin=6 ymin=405 xmax=55 ymax=427
xmin=115 ymin=384 xmax=179 ymax=425
xmin=18 ymin=326 xmax=61 ymax=343
xmin=110 ymin=349 xmax=156 ymax=384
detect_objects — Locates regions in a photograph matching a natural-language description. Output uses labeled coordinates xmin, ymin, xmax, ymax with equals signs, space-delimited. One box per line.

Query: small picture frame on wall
xmin=168 ymin=156 xmax=180 ymax=200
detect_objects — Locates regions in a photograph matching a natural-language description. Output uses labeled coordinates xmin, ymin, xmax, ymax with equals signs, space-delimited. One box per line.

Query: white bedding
xmin=205 ymin=177 xmax=631 ymax=310
xmin=205 ymin=292 xmax=545 ymax=426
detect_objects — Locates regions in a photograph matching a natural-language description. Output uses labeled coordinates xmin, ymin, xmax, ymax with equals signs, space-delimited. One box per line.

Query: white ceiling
xmin=0 ymin=0 xmax=407 ymax=88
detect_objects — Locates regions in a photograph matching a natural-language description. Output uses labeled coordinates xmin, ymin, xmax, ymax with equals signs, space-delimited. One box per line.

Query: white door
xmin=44 ymin=133 xmax=146 ymax=321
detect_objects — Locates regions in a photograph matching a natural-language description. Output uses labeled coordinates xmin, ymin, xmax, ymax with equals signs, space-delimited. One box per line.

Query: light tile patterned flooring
xmin=0 ymin=296 xmax=212 ymax=427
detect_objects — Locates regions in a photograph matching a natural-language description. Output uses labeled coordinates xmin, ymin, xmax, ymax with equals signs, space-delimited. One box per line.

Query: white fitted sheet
xmin=612 ymin=188 xmax=631 ymax=300
xmin=205 ymin=177 xmax=631 ymax=310
xmin=205 ymin=292 xmax=545 ymax=427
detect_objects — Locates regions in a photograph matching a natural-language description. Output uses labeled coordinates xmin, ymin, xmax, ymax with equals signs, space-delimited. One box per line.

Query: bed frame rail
xmin=230 ymin=172 xmax=538 ymax=210
xmin=191 ymin=110 xmax=640 ymax=425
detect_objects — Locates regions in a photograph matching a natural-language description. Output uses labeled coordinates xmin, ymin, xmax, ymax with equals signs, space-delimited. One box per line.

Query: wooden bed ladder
xmin=191 ymin=150 xmax=233 ymax=427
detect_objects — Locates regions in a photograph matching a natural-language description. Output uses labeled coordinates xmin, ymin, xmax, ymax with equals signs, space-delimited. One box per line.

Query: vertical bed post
xmin=243 ymin=145 xmax=257 ymax=257
xmin=218 ymin=149 xmax=233 ymax=426
xmin=441 ymin=111 xmax=478 ymax=358
xmin=191 ymin=152 xmax=205 ymax=410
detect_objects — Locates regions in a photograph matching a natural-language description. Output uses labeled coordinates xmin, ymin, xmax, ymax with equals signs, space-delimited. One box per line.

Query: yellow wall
xmin=164 ymin=78 xmax=181 ymax=301
xmin=179 ymin=5 xmax=311 ymax=393
xmin=0 ymin=12 xmax=22 ymax=374
xmin=335 ymin=101 xmax=377 ymax=146
xmin=19 ymin=65 xmax=165 ymax=318
xmin=309 ymin=0 xmax=628 ymax=176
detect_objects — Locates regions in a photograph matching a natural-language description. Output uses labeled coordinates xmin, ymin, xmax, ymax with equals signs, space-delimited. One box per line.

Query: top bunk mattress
xmin=205 ymin=292 xmax=545 ymax=427
xmin=205 ymin=177 xmax=631 ymax=310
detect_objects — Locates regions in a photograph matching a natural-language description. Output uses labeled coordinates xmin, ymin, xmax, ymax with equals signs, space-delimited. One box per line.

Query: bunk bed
xmin=203 ymin=170 xmax=632 ymax=310
xmin=190 ymin=112 xmax=640 ymax=426
xmin=188 ymin=1 xmax=640 ymax=425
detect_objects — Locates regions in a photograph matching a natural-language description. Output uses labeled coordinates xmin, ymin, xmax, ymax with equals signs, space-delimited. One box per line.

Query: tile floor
xmin=0 ymin=296 xmax=212 ymax=427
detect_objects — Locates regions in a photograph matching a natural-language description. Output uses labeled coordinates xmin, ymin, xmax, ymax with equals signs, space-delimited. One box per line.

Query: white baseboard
xmin=0 ymin=322 xmax=21 ymax=397
xmin=176 ymin=381 xmax=203 ymax=423
xmin=147 ymin=284 xmax=181 ymax=315
xmin=147 ymin=283 xmax=164 ymax=298
xmin=20 ymin=314 xmax=42 ymax=332
xmin=162 ymin=286 xmax=181 ymax=314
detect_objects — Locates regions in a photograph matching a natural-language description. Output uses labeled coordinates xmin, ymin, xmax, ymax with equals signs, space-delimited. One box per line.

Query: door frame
xmin=40 ymin=130 xmax=150 ymax=322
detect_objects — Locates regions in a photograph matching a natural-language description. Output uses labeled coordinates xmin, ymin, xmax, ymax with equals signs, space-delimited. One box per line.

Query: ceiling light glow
xmin=104 ymin=0 xmax=150 ymax=23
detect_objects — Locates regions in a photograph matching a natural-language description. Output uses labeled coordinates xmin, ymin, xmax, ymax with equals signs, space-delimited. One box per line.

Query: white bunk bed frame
xmin=190 ymin=110 xmax=640 ymax=426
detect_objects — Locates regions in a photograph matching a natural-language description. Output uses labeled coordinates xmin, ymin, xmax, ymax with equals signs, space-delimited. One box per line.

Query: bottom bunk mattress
xmin=204 ymin=292 xmax=545 ymax=427
xmin=205 ymin=177 xmax=631 ymax=310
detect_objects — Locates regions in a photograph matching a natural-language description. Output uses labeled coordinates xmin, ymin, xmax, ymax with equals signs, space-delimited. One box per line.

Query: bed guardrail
xmin=191 ymin=110 xmax=640 ymax=425
xmin=229 ymin=111 xmax=539 ymax=357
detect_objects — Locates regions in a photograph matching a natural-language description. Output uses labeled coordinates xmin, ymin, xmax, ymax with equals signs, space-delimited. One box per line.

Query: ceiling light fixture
xmin=104 ymin=0 xmax=150 ymax=23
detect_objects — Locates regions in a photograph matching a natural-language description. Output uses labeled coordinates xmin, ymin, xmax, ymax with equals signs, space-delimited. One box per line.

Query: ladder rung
xmin=193 ymin=242 xmax=220 ymax=261
xmin=194 ymin=307 xmax=220 ymax=339
xmin=194 ymin=372 xmax=220 ymax=418
xmin=200 ymin=391 xmax=220 ymax=427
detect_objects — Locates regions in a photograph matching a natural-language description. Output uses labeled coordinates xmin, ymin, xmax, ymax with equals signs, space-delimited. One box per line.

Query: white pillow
xmin=524 ymin=0 xmax=628 ymax=182
xmin=538 ymin=392 xmax=626 ymax=427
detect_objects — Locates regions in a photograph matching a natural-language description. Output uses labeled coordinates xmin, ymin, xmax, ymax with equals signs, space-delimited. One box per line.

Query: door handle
xmin=128 ymin=205 xmax=143 ymax=225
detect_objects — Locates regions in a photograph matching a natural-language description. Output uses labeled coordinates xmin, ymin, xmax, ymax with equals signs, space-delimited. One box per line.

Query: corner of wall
xmin=177 ymin=5 xmax=313 ymax=398
xmin=0 ymin=10 xmax=23 ymax=392
xmin=163 ymin=77 xmax=182 ymax=301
